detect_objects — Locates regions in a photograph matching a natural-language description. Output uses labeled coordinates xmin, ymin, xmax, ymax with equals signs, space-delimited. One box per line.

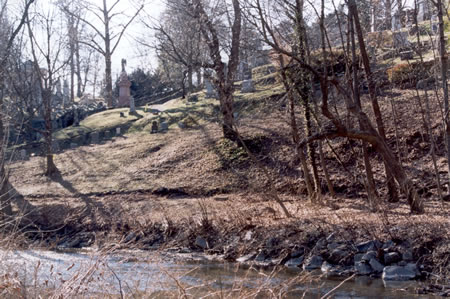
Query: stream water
xmin=0 ymin=249 xmax=438 ymax=298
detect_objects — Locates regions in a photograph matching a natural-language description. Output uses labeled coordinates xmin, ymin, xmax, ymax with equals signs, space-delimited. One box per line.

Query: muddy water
xmin=0 ymin=249 xmax=437 ymax=298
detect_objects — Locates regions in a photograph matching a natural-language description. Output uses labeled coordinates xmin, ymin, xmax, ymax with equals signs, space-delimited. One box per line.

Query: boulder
xmin=369 ymin=258 xmax=385 ymax=273
xmin=195 ymin=236 xmax=209 ymax=250
xmin=285 ymin=256 xmax=304 ymax=268
xmin=384 ymin=252 xmax=402 ymax=265
xmin=355 ymin=261 xmax=373 ymax=275
xmin=356 ymin=240 xmax=381 ymax=253
xmin=382 ymin=264 xmax=419 ymax=281
xmin=361 ymin=251 xmax=377 ymax=262
xmin=354 ymin=253 xmax=364 ymax=264
xmin=328 ymin=246 xmax=350 ymax=264
xmin=303 ymin=255 xmax=323 ymax=271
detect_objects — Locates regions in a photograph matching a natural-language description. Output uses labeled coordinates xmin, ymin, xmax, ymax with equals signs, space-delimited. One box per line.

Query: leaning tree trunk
xmin=349 ymin=0 xmax=399 ymax=203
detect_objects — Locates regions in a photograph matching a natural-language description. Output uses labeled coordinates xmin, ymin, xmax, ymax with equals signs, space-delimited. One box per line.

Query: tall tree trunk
xmin=294 ymin=0 xmax=321 ymax=198
xmin=350 ymin=11 xmax=379 ymax=206
xmin=220 ymin=90 xmax=237 ymax=140
xmin=0 ymin=88 xmax=12 ymax=216
xmin=104 ymin=0 xmax=113 ymax=108
xmin=437 ymin=0 xmax=450 ymax=194
xmin=43 ymin=88 xmax=57 ymax=176
xmin=349 ymin=0 xmax=399 ymax=203
xmin=75 ymin=33 xmax=82 ymax=98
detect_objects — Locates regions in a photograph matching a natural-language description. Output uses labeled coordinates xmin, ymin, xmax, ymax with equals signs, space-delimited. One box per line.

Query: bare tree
xmin=250 ymin=0 xmax=424 ymax=213
xmin=63 ymin=0 xmax=144 ymax=108
xmin=182 ymin=0 xmax=242 ymax=140
xmin=0 ymin=0 xmax=36 ymax=216
xmin=26 ymin=3 xmax=68 ymax=176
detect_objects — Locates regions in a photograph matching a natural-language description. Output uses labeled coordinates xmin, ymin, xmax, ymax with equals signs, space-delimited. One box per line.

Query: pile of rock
xmin=234 ymin=233 xmax=422 ymax=282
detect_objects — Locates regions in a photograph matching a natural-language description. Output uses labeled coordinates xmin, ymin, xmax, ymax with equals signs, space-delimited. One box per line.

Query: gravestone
xmin=91 ymin=131 xmax=99 ymax=144
xmin=70 ymin=142 xmax=77 ymax=149
xmin=151 ymin=121 xmax=158 ymax=133
xmin=241 ymin=80 xmax=255 ymax=93
xmin=129 ymin=97 xmax=136 ymax=113
xmin=104 ymin=130 xmax=110 ymax=139
xmin=116 ymin=127 xmax=121 ymax=135
xmin=118 ymin=59 xmax=132 ymax=107
xmin=20 ymin=149 xmax=27 ymax=160
xmin=160 ymin=122 xmax=168 ymax=131
xmin=204 ymin=78 xmax=216 ymax=98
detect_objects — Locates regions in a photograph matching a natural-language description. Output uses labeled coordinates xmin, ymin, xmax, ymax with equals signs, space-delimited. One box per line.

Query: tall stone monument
xmin=118 ymin=59 xmax=132 ymax=108
xmin=63 ymin=79 xmax=70 ymax=107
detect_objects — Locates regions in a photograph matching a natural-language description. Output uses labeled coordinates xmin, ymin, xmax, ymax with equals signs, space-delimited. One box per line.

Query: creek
xmin=0 ymin=249 xmax=438 ymax=298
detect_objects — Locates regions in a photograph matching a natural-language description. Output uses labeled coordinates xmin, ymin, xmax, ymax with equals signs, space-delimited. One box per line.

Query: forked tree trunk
xmin=294 ymin=0 xmax=321 ymax=199
xmin=349 ymin=11 xmax=379 ymax=207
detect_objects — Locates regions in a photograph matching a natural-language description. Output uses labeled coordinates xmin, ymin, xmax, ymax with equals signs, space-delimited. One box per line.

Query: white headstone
xmin=205 ymin=79 xmax=216 ymax=98
xmin=116 ymin=127 xmax=121 ymax=135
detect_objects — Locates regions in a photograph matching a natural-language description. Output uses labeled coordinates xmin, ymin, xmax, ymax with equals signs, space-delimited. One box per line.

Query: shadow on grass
xmin=49 ymin=169 xmax=110 ymax=220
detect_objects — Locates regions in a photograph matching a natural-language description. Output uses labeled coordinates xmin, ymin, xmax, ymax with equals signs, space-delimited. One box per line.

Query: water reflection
xmin=0 ymin=250 xmax=436 ymax=298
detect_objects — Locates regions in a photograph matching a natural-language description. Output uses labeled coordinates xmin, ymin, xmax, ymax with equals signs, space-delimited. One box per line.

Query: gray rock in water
xmin=384 ymin=252 xmax=402 ymax=265
xmin=355 ymin=261 xmax=373 ymax=275
xmin=321 ymin=261 xmax=345 ymax=277
xmin=303 ymin=255 xmax=323 ymax=271
xmin=329 ymin=246 xmax=350 ymax=264
xmin=369 ymin=258 xmax=385 ymax=273
xmin=382 ymin=264 xmax=419 ymax=281
xmin=195 ymin=236 xmax=209 ymax=250
xmin=361 ymin=251 xmax=377 ymax=262
xmin=285 ymin=256 xmax=304 ymax=268
xmin=237 ymin=252 xmax=256 ymax=263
